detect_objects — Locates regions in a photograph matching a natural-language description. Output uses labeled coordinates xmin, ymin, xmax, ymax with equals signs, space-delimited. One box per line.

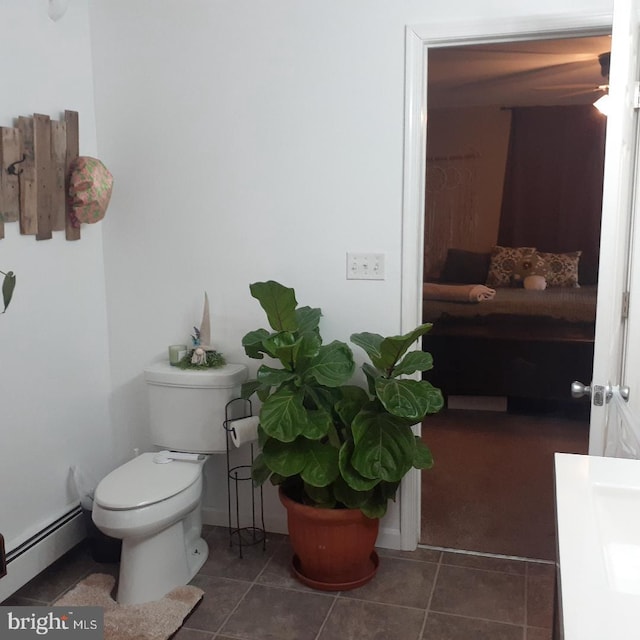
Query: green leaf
xmin=240 ymin=379 xmax=262 ymax=400
xmin=321 ymin=422 xmax=340 ymax=450
xmin=262 ymin=331 xmax=301 ymax=366
xmin=338 ymin=440 xmax=379 ymax=491
xmin=350 ymin=332 xmax=385 ymax=369
xmin=300 ymin=440 xmax=340 ymax=487
xmin=296 ymin=306 xmax=322 ymax=334
xmin=262 ymin=438 xmax=307 ymax=477
xmin=260 ymin=387 xmax=307 ymax=441
xmin=251 ymin=453 xmax=272 ymax=486
xmin=302 ymin=409 xmax=333 ymax=440
xmin=269 ymin=472 xmax=287 ymax=486
xmin=250 ymin=281 xmax=299 ymax=332
xmin=350 ymin=410 xmax=416 ymax=482
xmin=257 ymin=386 xmax=272 ymax=402
xmin=358 ymin=481 xmax=401 ymax=518
xmin=377 ymin=480 xmax=401 ymax=503
xmin=392 ymin=351 xmax=434 ymax=377
xmin=241 ymin=328 xmax=271 ymax=359
xmin=306 ymin=385 xmax=340 ymax=416
xmin=419 ymin=381 xmax=445 ymax=415
xmin=413 ymin=437 xmax=434 ymax=469
xmin=2 ymin=271 xmax=15 ymax=313
xmin=334 ymin=385 xmax=369 ymax=428
xmin=378 ymin=324 xmax=434 ymax=372
xmin=256 ymin=365 xmax=297 ymax=387
xmin=304 ymin=483 xmax=336 ymax=508
xmin=361 ymin=362 xmax=380 ymax=395
xmin=332 ymin=476 xmax=373 ymax=509
xmin=305 ymin=340 xmax=355 ymax=387
xmin=359 ymin=502 xmax=386 ymax=519
xmin=375 ymin=378 xmax=444 ymax=421
xmin=291 ymin=332 xmax=322 ymax=371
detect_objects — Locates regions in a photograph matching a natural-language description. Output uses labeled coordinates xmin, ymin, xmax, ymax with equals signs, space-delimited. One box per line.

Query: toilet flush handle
xmin=153 ymin=450 xmax=206 ymax=464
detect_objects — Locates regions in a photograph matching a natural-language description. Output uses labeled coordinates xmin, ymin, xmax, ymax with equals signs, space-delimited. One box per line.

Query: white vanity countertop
xmin=555 ymin=453 xmax=640 ymax=640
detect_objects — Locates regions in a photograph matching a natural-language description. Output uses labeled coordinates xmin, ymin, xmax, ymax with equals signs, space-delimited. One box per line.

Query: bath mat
xmin=54 ymin=573 xmax=203 ymax=640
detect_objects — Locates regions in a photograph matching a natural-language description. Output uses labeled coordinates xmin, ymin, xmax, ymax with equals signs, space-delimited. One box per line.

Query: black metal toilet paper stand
xmin=223 ymin=398 xmax=266 ymax=558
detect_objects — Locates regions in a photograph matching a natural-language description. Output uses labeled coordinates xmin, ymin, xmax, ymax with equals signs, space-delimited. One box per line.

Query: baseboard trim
xmin=447 ymin=395 xmax=508 ymax=412
xmin=0 ymin=506 xmax=86 ymax=603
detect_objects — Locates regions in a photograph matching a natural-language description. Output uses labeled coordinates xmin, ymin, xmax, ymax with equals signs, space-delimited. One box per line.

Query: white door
xmin=587 ymin=0 xmax=640 ymax=458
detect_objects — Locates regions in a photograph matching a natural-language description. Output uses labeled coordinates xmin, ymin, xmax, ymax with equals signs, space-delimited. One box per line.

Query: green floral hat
xmin=68 ymin=156 xmax=113 ymax=227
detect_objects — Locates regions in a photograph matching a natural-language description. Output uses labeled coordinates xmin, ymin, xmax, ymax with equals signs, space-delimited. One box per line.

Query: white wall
xmin=87 ymin=0 xmax=613 ymax=541
xmin=0 ymin=1 xmax=112 ymax=550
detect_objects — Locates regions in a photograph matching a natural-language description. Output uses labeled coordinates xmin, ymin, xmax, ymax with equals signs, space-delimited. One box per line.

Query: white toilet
xmin=92 ymin=362 xmax=247 ymax=604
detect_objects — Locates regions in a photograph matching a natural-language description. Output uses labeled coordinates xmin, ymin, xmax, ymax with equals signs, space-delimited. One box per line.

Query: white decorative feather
xmin=198 ymin=292 xmax=211 ymax=349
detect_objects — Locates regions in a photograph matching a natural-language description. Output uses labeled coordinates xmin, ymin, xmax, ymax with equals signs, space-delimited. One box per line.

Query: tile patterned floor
xmin=2 ymin=525 xmax=555 ymax=640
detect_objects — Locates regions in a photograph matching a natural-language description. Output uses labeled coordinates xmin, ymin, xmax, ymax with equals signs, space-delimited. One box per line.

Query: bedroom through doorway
xmin=419 ymin=33 xmax=610 ymax=560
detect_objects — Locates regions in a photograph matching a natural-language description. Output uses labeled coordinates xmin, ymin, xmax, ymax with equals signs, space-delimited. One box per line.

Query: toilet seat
xmin=94 ymin=452 xmax=203 ymax=510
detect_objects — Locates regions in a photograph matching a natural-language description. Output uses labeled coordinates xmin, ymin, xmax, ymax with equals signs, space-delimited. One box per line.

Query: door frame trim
xmin=399 ymin=11 xmax=613 ymax=550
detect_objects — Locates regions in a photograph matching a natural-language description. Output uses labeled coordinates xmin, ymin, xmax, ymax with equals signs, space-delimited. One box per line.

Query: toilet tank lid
xmin=144 ymin=362 xmax=247 ymax=388
xmin=94 ymin=452 xmax=202 ymax=510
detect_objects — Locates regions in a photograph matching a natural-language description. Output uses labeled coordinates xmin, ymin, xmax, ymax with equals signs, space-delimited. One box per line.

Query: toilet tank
xmin=144 ymin=362 xmax=248 ymax=453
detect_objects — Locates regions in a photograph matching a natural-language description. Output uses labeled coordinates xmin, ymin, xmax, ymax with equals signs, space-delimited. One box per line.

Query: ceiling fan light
xmin=593 ymin=93 xmax=610 ymax=116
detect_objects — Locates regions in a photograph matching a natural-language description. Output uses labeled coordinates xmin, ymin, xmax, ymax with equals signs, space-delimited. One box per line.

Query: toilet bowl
xmin=92 ymin=452 xmax=209 ymax=604
xmin=92 ymin=362 xmax=247 ymax=604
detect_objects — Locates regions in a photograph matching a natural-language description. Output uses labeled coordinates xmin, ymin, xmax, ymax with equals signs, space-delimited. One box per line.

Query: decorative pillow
xmin=536 ymin=251 xmax=582 ymax=287
xmin=486 ymin=246 xmax=537 ymax=287
xmin=512 ymin=253 xmax=548 ymax=285
xmin=440 ymin=249 xmax=491 ymax=284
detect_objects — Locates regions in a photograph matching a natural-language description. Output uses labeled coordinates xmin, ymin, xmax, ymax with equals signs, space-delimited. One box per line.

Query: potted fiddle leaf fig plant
xmin=241 ymin=280 xmax=443 ymax=590
xmin=1 ymin=269 xmax=16 ymax=313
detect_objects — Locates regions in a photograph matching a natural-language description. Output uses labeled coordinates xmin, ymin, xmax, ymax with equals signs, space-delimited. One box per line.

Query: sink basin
xmin=593 ymin=483 xmax=640 ymax=595
xmin=555 ymin=453 xmax=640 ymax=639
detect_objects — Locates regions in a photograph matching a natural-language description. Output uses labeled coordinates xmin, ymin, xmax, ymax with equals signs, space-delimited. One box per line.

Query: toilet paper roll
xmin=228 ymin=416 xmax=260 ymax=448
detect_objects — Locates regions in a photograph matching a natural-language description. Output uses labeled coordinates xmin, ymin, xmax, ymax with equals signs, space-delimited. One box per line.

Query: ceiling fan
xmin=427 ymin=36 xmax=612 ymax=108
xmin=533 ymin=51 xmax=610 ymax=100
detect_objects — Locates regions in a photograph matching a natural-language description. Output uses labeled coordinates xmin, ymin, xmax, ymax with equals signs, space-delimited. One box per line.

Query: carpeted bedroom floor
xmin=420 ymin=405 xmax=589 ymax=560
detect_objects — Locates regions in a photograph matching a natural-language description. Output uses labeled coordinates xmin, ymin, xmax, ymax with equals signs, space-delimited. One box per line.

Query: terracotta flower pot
xmin=279 ymin=488 xmax=380 ymax=591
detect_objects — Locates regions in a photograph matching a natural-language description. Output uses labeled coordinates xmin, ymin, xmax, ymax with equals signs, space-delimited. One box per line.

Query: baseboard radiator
xmin=0 ymin=505 xmax=86 ymax=603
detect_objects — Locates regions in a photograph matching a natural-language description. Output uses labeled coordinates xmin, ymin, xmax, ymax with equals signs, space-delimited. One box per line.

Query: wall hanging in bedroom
xmin=0 ymin=110 xmax=113 ymax=242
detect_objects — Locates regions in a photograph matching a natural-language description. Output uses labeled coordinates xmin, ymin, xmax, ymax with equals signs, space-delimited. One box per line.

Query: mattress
xmin=423 ymin=285 xmax=597 ymax=324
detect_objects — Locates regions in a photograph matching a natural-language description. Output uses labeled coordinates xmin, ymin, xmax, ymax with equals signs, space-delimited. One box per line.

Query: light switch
xmin=346 ymin=253 xmax=385 ymax=280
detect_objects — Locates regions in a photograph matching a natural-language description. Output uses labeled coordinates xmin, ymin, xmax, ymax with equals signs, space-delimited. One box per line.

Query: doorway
xmin=398 ymin=12 xmax=614 ymax=555
xmin=420 ymin=35 xmax=608 ymax=560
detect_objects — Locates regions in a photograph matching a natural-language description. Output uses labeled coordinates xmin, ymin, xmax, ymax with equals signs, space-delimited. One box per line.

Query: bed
xmin=421 ymin=248 xmax=597 ymax=410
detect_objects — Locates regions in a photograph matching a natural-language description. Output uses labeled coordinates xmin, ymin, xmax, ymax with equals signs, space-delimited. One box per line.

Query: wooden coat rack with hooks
xmin=0 ymin=110 xmax=80 ymax=242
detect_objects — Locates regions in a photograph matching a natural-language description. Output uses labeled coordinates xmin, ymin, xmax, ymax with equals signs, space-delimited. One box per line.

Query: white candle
xmin=168 ymin=344 xmax=187 ymax=365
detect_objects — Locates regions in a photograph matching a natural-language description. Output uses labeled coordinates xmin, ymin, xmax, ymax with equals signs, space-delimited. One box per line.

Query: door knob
xmin=572 ymin=382 xmax=615 ymax=406
xmin=571 ymin=381 xmax=592 ymax=399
